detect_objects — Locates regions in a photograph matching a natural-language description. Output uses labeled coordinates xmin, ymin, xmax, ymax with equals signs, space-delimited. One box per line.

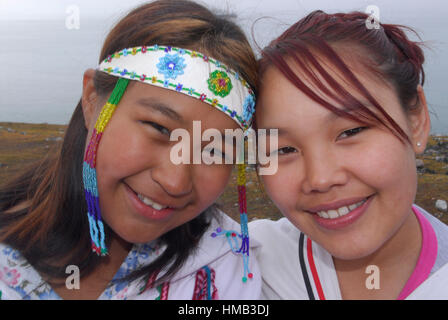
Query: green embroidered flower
xmin=207 ymin=71 xmax=233 ymax=98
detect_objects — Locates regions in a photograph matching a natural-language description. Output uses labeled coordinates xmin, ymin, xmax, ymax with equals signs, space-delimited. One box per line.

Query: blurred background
xmin=0 ymin=0 xmax=447 ymax=221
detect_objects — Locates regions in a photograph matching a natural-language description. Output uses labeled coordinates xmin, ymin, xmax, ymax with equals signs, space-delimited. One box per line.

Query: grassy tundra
xmin=1 ymin=122 xmax=447 ymax=224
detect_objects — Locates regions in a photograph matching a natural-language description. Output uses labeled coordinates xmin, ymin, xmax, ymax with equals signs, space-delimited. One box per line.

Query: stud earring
xmin=416 ymin=142 xmax=422 ymax=147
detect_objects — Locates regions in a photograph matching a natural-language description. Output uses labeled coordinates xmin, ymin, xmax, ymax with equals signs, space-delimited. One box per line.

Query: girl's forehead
xmin=125 ymin=81 xmax=240 ymax=130
xmin=256 ymin=55 xmax=404 ymax=126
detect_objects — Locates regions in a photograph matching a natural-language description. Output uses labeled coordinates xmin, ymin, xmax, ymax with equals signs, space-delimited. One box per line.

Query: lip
xmin=124 ymin=183 xmax=175 ymax=221
xmin=310 ymin=195 xmax=374 ymax=230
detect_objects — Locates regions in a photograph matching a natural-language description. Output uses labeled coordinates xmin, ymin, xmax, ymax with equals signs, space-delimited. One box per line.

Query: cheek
xmin=261 ymin=168 xmax=297 ymax=212
xmin=348 ymin=134 xmax=417 ymax=199
xmin=194 ymin=165 xmax=233 ymax=203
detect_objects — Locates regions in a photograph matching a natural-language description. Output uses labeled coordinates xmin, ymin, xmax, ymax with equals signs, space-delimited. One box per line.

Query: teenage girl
xmin=250 ymin=10 xmax=448 ymax=300
xmin=0 ymin=0 xmax=260 ymax=300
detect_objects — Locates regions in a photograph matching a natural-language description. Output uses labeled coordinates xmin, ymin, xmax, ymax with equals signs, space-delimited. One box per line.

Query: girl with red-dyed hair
xmin=250 ymin=10 xmax=448 ymax=299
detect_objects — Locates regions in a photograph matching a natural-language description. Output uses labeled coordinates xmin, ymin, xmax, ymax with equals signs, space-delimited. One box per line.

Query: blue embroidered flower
xmin=242 ymin=94 xmax=256 ymax=123
xmin=157 ymin=53 xmax=187 ymax=80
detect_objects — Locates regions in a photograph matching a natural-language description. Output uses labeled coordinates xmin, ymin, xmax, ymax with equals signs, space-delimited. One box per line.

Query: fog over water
xmin=0 ymin=0 xmax=446 ymax=133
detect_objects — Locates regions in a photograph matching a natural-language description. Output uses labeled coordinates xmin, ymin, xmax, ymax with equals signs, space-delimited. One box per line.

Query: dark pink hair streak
xmin=259 ymin=10 xmax=426 ymax=143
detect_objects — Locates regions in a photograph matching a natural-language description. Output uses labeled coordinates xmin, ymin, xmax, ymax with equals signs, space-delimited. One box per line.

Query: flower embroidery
xmin=207 ymin=71 xmax=233 ymax=98
xmin=156 ymin=53 xmax=187 ymax=80
xmin=0 ymin=266 xmax=21 ymax=286
xmin=242 ymin=94 xmax=255 ymax=123
xmin=199 ymin=93 xmax=207 ymax=102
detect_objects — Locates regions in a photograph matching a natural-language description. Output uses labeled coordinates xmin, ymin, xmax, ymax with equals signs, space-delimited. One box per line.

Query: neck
xmin=333 ymin=209 xmax=422 ymax=299
xmin=53 ymin=233 xmax=132 ymax=300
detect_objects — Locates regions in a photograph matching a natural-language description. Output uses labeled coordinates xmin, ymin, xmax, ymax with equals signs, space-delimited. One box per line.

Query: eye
xmin=277 ymin=146 xmax=297 ymax=155
xmin=142 ymin=121 xmax=170 ymax=136
xmin=338 ymin=127 xmax=367 ymax=140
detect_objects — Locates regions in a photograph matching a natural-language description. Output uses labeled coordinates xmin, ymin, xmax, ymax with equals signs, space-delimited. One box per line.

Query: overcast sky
xmin=1 ymin=0 xmax=447 ymax=132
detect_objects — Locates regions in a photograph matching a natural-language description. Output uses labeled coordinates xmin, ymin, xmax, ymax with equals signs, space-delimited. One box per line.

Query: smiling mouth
xmin=137 ymin=193 xmax=168 ymax=211
xmin=314 ymin=199 xmax=367 ymax=219
xmin=306 ymin=195 xmax=374 ymax=220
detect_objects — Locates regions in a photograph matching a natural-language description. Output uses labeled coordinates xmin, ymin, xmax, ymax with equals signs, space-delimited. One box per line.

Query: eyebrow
xmin=261 ymin=103 xmax=374 ymax=136
xmin=136 ymin=98 xmax=183 ymax=122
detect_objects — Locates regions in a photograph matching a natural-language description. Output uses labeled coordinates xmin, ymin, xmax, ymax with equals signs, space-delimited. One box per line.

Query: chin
xmin=326 ymin=241 xmax=380 ymax=261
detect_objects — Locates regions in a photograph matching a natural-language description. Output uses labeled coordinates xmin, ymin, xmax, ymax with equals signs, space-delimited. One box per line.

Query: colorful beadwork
xmin=242 ymin=94 xmax=256 ymax=124
xmin=82 ymin=77 xmax=129 ymax=256
xmin=156 ymin=53 xmax=186 ymax=80
xmin=98 ymin=45 xmax=255 ymax=130
xmin=211 ymin=163 xmax=252 ymax=282
xmin=207 ymin=70 xmax=233 ymax=97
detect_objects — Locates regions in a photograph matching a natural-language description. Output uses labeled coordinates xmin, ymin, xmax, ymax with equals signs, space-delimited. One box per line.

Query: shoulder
xmin=0 ymin=243 xmax=57 ymax=299
xmin=165 ymin=210 xmax=262 ymax=299
xmin=414 ymin=204 xmax=448 ymax=274
xmin=249 ymin=217 xmax=300 ymax=251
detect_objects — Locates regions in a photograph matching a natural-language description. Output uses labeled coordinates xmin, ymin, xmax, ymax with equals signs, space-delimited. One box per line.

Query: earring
xmin=416 ymin=142 xmax=422 ymax=147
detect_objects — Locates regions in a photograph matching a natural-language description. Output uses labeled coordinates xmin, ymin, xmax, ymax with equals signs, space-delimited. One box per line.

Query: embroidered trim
xmin=192 ymin=266 xmax=218 ymax=300
xmin=98 ymin=45 xmax=255 ymax=130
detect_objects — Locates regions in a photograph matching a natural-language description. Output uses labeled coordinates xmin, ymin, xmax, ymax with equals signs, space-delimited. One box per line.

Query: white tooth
xmin=338 ymin=206 xmax=350 ymax=216
xmin=138 ymin=193 xmax=167 ymax=210
xmin=318 ymin=211 xmax=329 ymax=219
xmin=328 ymin=210 xmax=339 ymax=219
xmin=348 ymin=204 xmax=357 ymax=211
xmin=319 ymin=211 xmax=330 ymax=219
xmin=152 ymin=203 xmax=163 ymax=210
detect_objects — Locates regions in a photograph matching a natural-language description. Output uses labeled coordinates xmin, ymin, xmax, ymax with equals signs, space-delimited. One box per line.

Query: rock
xmin=435 ymin=200 xmax=448 ymax=212
xmin=45 ymin=137 xmax=63 ymax=142
xmin=6 ymin=128 xmax=15 ymax=133
xmin=416 ymin=159 xmax=424 ymax=168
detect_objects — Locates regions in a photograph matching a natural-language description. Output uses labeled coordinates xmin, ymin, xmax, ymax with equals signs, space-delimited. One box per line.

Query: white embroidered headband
xmin=97 ymin=45 xmax=256 ymax=130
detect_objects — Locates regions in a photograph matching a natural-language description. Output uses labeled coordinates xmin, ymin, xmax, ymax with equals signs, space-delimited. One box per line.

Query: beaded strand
xmin=82 ymin=77 xmax=129 ymax=256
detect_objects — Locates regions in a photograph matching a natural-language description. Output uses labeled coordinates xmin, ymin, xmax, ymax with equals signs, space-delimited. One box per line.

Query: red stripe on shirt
xmin=307 ymin=237 xmax=326 ymax=300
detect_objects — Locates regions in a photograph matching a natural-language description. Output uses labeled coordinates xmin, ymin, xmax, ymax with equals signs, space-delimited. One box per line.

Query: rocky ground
xmin=0 ymin=122 xmax=447 ymax=225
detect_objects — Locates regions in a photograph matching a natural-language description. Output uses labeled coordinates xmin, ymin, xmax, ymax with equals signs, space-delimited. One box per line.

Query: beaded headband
xmin=98 ymin=45 xmax=256 ymax=130
xmin=83 ymin=45 xmax=254 ymax=283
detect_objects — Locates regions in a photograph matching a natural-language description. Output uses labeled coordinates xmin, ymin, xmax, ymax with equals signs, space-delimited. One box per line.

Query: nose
xmin=301 ymin=146 xmax=348 ymax=194
xmin=151 ymin=160 xmax=193 ymax=197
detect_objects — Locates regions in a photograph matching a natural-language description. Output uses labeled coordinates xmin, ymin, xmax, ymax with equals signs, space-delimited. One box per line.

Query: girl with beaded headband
xmin=0 ymin=0 xmax=260 ymax=300
xmin=250 ymin=10 xmax=448 ymax=299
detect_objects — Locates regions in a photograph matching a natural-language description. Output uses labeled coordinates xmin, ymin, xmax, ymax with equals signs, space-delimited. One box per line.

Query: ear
xmin=408 ymin=85 xmax=431 ymax=154
xmin=81 ymin=69 xmax=99 ymax=130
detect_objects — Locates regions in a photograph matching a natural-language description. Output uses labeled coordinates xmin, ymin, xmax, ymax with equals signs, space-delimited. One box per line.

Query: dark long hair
xmin=258 ymin=10 xmax=425 ymax=142
xmin=0 ymin=0 xmax=258 ymax=288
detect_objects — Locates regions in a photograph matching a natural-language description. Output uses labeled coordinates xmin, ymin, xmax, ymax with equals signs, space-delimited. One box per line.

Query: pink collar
xmin=397 ymin=205 xmax=438 ymax=300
